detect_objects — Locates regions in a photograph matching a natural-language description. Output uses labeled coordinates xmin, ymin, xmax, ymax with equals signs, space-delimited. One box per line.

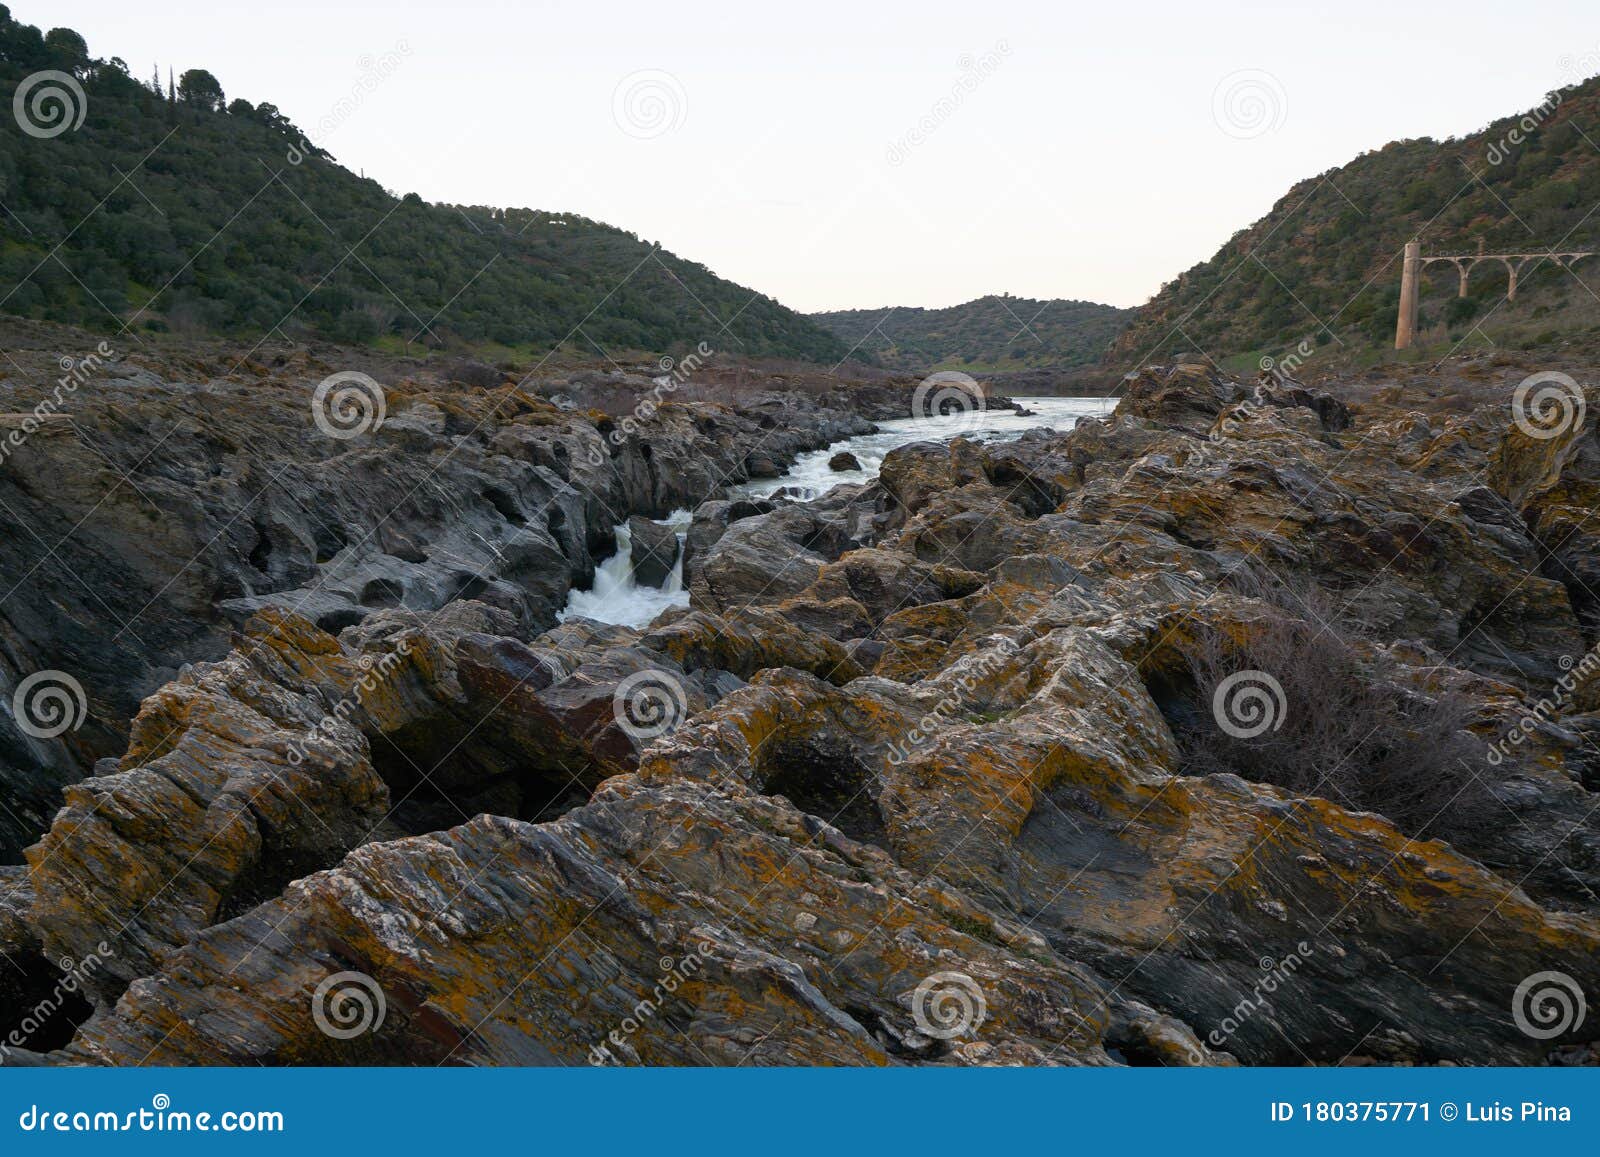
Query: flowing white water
xmin=732 ymin=395 xmax=1117 ymax=501
xmin=559 ymin=396 xmax=1115 ymax=626
xmin=559 ymin=509 xmax=693 ymax=629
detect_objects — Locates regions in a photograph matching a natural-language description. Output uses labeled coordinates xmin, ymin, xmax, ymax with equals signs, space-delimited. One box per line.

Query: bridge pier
xmin=1395 ymin=240 xmax=1421 ymax=350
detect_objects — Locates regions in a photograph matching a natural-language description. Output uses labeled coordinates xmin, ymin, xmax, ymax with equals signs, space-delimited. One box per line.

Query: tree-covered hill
xmin=811 ymin=294 xmax=1130 ymax=372
xmin=0 ymin=9 xmax=849 ymax=361
xmin=1110 ymin=73 xmax=1600 ymax=367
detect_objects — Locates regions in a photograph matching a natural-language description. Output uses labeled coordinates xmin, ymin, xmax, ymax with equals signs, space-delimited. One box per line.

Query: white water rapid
xmin=559 ymin=396 xmax=1116 ymax=627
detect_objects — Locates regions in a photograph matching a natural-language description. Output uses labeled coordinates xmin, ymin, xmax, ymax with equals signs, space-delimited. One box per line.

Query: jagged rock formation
xmin=625 ymin=516 xmax=681 ymax=588
xmin=4 ymin=354 xmax=1599 ymax=1067
xmin=0 ymin=333 xmax=890 ymax=833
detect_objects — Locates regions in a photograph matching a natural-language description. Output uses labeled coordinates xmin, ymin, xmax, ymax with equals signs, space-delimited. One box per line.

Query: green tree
xmin=0 ymin=11 xmax=851 ymax=361
xmin=177 ymin=68 xmax=224 ymax=111
xmin=42 ymin=26 xmax=88 ymax=72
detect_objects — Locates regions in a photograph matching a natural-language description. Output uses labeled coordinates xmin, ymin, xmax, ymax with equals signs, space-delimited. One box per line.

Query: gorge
xmin=3 ymin=5 xmax=1600 ymax=1078
xmin=1 ymin=323 xmax=1597 ymax=1067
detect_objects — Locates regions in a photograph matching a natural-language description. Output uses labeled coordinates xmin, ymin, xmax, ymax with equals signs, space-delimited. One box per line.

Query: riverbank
xmin=3 ymin=341 xmax=1597 ymax=1068
xmin=0 ymin=325 xmax=908 ymax=791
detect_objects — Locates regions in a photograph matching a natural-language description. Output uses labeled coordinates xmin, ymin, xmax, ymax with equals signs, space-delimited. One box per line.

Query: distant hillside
xmin=1111 ymin=73 xmax=1600 ymax=367
xmin=812 ymin=295 xmax=1130 ymax=372
xmin=0 ymin=9 xmax=848 ymax=362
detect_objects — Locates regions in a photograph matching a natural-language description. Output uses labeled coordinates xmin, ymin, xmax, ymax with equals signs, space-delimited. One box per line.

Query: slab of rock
xmin=626 ymin=516 xmax=681 ymax=588
xmin=23 ymin=610 xmax=395 ymax=998
xmin=640 ymin=630 xmax=1600 ymax=1065
xmin=60 ymin=783 xmax=1140 ymax=1066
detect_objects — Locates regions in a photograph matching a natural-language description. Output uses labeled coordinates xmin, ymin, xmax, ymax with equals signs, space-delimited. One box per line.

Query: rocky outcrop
xmin=625 ymin=516 xmax=681 ymax=588
xmin=686 ymin=483 xmax=889 ymax=611
xmin=0 ymin=340 xmax=886 ymax=805
xmin=5 ymin=352 xmax=1600 ymax=1068
xmin=640 ymin=638 xmax=1598 ymax=1064
xmin=13 ymin=591 xmax=888 ymax=1008
xmin=62 ymin=785 xmax=1136 ymax=1066
xmin=25 ymin=609 xmax=411 ymax=997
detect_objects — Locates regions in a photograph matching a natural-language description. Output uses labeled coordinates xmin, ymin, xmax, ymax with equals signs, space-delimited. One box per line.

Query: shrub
xmin=1445 ymin=296 xmax=1479 ymax=328
xmin=1173 ymin=587 xmax=1494 ymax=841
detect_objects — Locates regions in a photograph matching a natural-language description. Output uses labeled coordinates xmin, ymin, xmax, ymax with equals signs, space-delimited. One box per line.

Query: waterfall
xmin=561 ymin=397 xmax=1117 ymax=628
xmin=559 ymin=511 xmax=691 ymax=628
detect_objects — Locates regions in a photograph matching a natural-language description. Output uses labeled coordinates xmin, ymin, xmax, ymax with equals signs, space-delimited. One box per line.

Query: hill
xmin=1111 ymin=73 xmax=1600 ymax=369
xmin=0 ymin=9 xmax=848 ymax=362
xmin=811 ymin=294 xmax=1130 ymax=372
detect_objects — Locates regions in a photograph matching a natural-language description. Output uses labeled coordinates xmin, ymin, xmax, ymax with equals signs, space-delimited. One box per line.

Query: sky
xmin=32 ymin=0 xmax=1600 ymax=313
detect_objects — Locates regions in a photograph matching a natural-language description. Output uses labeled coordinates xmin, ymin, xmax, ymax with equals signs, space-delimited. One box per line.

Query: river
xmin=558 ymin=396 xmax=1116 ymax=628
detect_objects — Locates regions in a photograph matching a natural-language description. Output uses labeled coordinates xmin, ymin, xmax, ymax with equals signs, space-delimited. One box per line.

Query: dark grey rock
xmin=626 ymin=516 xmax=680 ymax=588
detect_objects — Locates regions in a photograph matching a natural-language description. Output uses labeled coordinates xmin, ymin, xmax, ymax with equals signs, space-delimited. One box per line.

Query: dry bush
xmin=1174 ymin=587 xmax=1494 ymax=841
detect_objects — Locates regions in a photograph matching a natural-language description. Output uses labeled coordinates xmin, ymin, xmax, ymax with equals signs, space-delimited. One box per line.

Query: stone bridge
xmin=1394 ymin=240 xmax=1596 ymax=348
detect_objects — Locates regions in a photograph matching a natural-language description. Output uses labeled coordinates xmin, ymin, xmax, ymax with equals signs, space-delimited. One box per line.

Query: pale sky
xmin=33 ymin=0 xmax=1600 ymax=312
